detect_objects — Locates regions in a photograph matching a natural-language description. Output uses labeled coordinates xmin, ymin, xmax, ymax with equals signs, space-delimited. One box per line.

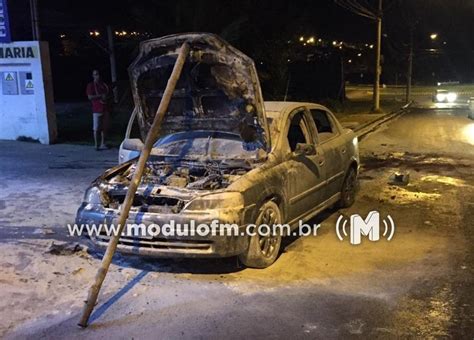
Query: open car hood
xmin=128 ymin=33 xmax=270 ymax=152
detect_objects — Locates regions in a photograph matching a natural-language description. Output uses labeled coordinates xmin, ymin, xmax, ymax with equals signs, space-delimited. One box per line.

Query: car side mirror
xmin=294 ymin=143 xmax=316 ymax=156
xmin=122 ymin=138 xmax=144 ymax=151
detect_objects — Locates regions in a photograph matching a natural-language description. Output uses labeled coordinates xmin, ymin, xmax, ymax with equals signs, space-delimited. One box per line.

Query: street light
xmin=430 ymin=33 xmax=438 ymax=40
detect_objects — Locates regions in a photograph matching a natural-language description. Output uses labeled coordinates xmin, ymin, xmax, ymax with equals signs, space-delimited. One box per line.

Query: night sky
xmin=6 ymin=0 xmax=474 ymax=99
xmin=9 ymin=0 xmax=474 ymax=45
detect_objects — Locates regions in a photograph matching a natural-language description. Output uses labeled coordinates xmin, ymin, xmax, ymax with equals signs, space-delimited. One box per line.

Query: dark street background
xmin=8 ymin=0 xmax=474 ymax=102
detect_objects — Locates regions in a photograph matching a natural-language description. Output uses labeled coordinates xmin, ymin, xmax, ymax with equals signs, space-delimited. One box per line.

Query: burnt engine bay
xmin=99 ymin=160 xmax=251 ymax=214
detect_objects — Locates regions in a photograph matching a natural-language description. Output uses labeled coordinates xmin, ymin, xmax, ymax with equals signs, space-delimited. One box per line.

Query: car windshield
xmin=150 ymin=130 xmax=262 ymax=161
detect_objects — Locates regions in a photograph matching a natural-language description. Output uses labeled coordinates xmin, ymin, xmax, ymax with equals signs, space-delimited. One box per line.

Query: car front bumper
xmin=75 ymin=203 xmax=251 ymax=258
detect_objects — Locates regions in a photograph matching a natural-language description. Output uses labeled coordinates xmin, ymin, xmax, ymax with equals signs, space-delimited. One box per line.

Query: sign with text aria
xmin=0 ymin=46 xmax=38 ymax=59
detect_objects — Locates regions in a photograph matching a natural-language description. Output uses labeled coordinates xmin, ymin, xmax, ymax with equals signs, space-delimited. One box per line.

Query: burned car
xmin=76 ymin=33 xmax=359 ymax=268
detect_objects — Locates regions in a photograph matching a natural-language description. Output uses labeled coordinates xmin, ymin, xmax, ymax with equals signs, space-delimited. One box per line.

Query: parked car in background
xmin=433 ymin=89 xmax=457 ymax=103
xmin=76 ymin=33 xmax=359 ymax=268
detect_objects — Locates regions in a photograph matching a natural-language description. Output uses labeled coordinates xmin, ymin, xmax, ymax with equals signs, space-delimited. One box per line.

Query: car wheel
xmin=238 ymin=201 xmax=282 ymax=269
xmin=339 ymin=167 xmax=357 ymax=208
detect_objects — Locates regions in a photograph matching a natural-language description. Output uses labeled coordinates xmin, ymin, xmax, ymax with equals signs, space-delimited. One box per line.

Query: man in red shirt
xmin=86 ymin=70 xmax=110 ymax=150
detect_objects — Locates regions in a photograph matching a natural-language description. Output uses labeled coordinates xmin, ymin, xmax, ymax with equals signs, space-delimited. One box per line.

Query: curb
xmin=354 ymin=101 xmax=413 ymax=140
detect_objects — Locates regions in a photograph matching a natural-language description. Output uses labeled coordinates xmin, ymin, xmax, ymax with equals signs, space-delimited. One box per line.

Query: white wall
xmin=0 ymin=41 xmax=57 ymax=144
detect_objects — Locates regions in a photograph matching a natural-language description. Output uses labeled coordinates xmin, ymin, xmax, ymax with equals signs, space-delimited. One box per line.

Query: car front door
xmin=284 ymin=108 xmax=327 ymax=224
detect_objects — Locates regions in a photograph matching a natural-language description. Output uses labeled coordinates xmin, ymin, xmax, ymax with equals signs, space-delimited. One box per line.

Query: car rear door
xmin=308 ymin=107 xmax=347 ymax=200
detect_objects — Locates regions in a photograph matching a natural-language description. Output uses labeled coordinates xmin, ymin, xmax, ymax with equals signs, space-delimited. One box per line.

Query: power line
xmin=334 ymin=0 xmax=377 ymax=20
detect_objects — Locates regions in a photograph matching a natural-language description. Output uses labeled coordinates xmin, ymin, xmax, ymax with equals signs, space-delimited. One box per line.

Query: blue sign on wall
xmin=0 ymin=0 xmax=12 ymax=43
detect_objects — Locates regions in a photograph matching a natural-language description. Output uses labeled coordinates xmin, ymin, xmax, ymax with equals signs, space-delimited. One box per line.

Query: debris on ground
xmin=46 ymin=242 xmax=85 ymax=256
xmin=33 ymin=227 xmax=56 ymax=235
xmin=72 ymin=267 xmax=85 ymax=275
xmin=389 ymin=171 xmax=410 ymax=185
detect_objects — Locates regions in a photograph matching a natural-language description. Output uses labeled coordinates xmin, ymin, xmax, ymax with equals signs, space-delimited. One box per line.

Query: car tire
xmin=339 ymin=167 xmax=357 ymax=208
xmin=238 ymin=201 xmax=282 ymax=269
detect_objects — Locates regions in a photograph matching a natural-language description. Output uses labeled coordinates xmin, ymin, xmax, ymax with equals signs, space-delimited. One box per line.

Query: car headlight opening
xmin=83 ymin=186 xmax=103 ymax=205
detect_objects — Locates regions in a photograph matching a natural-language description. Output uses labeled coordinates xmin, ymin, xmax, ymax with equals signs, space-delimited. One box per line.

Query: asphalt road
xmin=2 ymin=106 xmax=474 ymax=339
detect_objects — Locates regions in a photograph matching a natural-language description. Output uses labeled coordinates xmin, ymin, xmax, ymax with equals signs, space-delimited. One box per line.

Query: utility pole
xmin=339 ymin=54 xmax=346 ymax=103
xmin=405 ymin=27 xmax=413 ymax=104
xmin=106 ymin=25 xmax=119 ymax=103
xmin=372 ymin=0 xmax=382 ymax=112
xmin=283 ymin=71 xmax=291 ymax=101
xmin=29 ymin=0 xmax=40 ymax=40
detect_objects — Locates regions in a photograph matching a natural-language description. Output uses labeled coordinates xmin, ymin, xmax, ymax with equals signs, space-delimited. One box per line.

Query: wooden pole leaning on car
xmin=78 ymin=41 xmax=190 ymax=328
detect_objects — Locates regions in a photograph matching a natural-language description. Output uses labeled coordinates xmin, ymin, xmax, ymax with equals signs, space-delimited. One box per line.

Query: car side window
xmin=310 ymin=109 xmax=337 ymax=142
xmin=287 ymin=111 xmax=311 ymax=152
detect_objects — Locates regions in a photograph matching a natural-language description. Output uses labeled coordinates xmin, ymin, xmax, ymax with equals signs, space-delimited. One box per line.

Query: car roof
xmin=264 ymin=101 xmax=328 ymax=120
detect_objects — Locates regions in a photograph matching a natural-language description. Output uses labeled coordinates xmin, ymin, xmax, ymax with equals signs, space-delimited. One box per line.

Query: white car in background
xmin=433 ymin=89 xmax=457 ymax=103
xmin=118 ymin=108 xmax=141 ymax=164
